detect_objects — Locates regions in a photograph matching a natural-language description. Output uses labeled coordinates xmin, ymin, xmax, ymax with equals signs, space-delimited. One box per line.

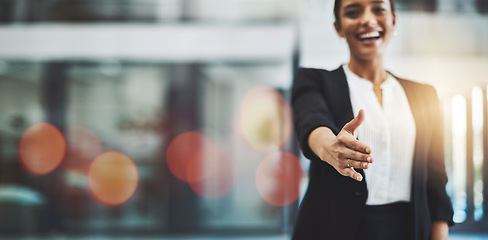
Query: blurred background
xmin=0 ymin=0 xmax=487 ymax=239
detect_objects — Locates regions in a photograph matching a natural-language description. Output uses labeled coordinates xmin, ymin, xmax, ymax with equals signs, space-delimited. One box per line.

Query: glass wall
xmin=0 ymin=60 xmax=299 ymax=236
xmin=0 ymin=0 xmax=301 ymax=237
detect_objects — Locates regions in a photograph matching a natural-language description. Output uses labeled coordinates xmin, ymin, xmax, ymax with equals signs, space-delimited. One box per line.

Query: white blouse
xmin=343 ymin=65 xmax=416 ymax=205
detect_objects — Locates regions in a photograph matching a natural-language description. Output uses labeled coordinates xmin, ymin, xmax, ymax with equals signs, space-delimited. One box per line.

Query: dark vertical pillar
xmin=477 ymin=0 xmax=488 ymax=14
xmin=165 ymin=63 xmax=201 ymax=233
xmin=42 ymin=62 xmax=69 ymax=130
xmin=40 ymin=62 xmax=69 ymax=233
xmin=0 ymin=0 xmax=14 ymax=22
xmin=466 ymin=95 xmax=475 ymax=222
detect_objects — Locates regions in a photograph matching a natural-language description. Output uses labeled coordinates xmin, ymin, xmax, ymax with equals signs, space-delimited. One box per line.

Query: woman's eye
xmin=374 ymin=7 xmax=387 ymax=14
xmin=344 ymin=11 xmax=360 ymax=18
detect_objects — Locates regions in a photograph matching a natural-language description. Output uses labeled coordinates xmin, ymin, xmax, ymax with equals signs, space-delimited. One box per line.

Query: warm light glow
xmin=19 ymin=122 xmax=66 ymax=175
xmin=471 ymin=87 xmax=484 ymax=221
xmin=451 ymin=95 xmax=467 ymax=223
xmin=88 ymin=152 xmax=139 ymax=206
xmin=167 ymin=130 xmax=236 ymax=198
xmin=166 ymin=131 xmax=214 ymax=182
xmin=239 ymin=86 xmax=292 ymax=152
xmin=256 ymin=151 xmax=303 ymax=206
xmin=452 ymin=95 xmax=467 ymax=135
xmin=185 ymin=141 xmax=219 ymax=184
xmin=188 ymin=148 xmax=236 ymax=199
xmin=63 ymin=126 xmax=103 ymax=174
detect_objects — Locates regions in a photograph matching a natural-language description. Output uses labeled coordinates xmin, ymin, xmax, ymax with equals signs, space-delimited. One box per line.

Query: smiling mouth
xmin=357 ymin=31 xmax=382 ymax=41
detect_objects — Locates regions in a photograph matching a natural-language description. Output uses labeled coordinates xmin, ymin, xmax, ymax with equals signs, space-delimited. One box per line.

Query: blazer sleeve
xmin=425 ymin=85 xmax=455 ymax=226
xmin=291 ymin=68 xmax=339 ymax=161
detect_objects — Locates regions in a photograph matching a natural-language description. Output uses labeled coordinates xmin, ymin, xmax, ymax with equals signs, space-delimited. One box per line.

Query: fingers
xmin=337 ymin=148 xmax=373 ymax=163
xmin=345 ymin=159 xmax=370 ymax=169
xmin=337 ymin=133 xmax=372 ymax=156
xmin=343 ymin=109 xmax=365 ymax=136
xmin=342 ymin=167 xmax=363 ymax=182
xmin=339 ymin=109 xmax=371 ymax=155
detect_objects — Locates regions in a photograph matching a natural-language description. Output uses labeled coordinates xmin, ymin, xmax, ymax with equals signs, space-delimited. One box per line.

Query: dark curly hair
xmin=334 ymin=0 xmax=396 ymax=28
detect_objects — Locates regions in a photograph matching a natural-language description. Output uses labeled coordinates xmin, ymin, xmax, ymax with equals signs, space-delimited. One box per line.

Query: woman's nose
xmin=360 ymin=10 xmax=378 ymax=26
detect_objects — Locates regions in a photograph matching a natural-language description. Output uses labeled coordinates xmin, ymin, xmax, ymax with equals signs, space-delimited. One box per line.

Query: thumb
xmin=343 ymin=109 xmax=365 ymax=135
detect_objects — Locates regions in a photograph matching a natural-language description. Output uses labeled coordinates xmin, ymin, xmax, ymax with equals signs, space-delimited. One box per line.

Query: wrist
xmin=309 ymin=127 xmax=335 ymax=162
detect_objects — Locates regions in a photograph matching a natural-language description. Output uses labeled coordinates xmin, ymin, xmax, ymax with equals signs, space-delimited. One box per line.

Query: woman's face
xmin=334 ymin=0 xmax=396 ymax=61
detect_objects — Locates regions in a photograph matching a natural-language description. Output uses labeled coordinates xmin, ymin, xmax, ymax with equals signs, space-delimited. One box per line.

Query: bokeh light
xmin=63 ymin=126 xmax=103 ymax=174
xmin=88 ymin=152 xmax=139 ymax=206
xmin=188 ymin=147 xmax=236 ymax=199
xmin=185 ymin=140 xmax=219 ymax=184
xmin=19 ymin=122 xmax=66 ymax=175
xmin=166 ymin=131 xmax=213 ymax=182
xmin=166 ymin=130 xmax=237 ymax=198
xmin=256 ymin=151 xmax=303 ymax=206
xmin=239 ymin=86 xmax=292 ymax=152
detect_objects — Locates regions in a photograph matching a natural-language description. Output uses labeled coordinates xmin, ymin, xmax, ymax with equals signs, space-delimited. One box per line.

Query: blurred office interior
xmin=0 ymin=0 xmax=487 ymax=239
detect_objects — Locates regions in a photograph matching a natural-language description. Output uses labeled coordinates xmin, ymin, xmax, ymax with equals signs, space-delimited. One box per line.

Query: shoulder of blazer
xmin=297 ymin=66 xmax=344 ymax=79
xmin=389 ymin=73 xmax=439 ymax=143
xmin=295 ymin=66 xmax=347 ymax=91
xmin=297 ymin=66 xmax=353 ymax=132
xmin=388 ymin=72 xmax=435 ymax=95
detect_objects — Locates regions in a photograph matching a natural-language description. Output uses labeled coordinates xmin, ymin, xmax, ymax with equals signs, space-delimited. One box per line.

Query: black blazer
xmin=291 ymin=66 xmax=454 ymax=240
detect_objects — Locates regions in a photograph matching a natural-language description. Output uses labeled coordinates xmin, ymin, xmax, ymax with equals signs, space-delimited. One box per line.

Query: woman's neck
xmin=347 ymin=57 xmax=387 ymax=86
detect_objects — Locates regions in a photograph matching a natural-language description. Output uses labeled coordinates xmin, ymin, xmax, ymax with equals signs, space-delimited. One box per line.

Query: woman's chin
xmin=350 ymin=46 xmax=386 ymax=61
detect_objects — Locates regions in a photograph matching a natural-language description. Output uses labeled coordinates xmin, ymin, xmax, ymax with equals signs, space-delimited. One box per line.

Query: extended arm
xmin=291 ymin=68 xmax=372 ymax=181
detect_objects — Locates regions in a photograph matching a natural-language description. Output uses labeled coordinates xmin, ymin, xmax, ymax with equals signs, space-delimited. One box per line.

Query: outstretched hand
xmin=309 ymin=109 xmax=373 ymax=181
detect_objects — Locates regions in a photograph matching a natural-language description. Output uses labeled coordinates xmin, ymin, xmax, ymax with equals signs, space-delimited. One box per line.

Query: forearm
xmin=308 ymin=126 xmax=336 ymax=161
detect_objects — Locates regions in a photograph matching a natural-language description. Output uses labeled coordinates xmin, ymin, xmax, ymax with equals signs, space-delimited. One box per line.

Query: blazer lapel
xmin=396 ymin=78 xmax=430 ymax=173
xmin=325 ymin=66 xmax=355 ymax=131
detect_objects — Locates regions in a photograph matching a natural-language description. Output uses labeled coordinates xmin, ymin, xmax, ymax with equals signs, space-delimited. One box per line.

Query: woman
xmin=291 ymin=0 xmax=454 ymax=239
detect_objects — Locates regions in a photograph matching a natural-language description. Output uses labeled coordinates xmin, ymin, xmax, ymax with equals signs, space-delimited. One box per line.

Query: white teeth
xmin=359 ymin=31 xmax=380 ymax=39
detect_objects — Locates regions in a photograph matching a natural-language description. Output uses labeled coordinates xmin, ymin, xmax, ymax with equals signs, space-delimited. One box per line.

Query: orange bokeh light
xmin=88 ymin=152 xmax=139 ymax=206
xmin=166 ymin=130 xmax=236 ymax=198
xmin=188 ymin=147 xmax=236 ymax=199
xmin=166 ymin=131 xmax=213 ymax=182
xmin=239 ymin=86 xmax=292 ymax=152
xmin=185 ymin=141 xmax=218 ymax=184
xmin=63 ymin=126 xmax=103 ymax=174
xmin=256 ymin=151 xmax=303 ymax=206
xmin=19 ymin=122 xmax=66 ymax=175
